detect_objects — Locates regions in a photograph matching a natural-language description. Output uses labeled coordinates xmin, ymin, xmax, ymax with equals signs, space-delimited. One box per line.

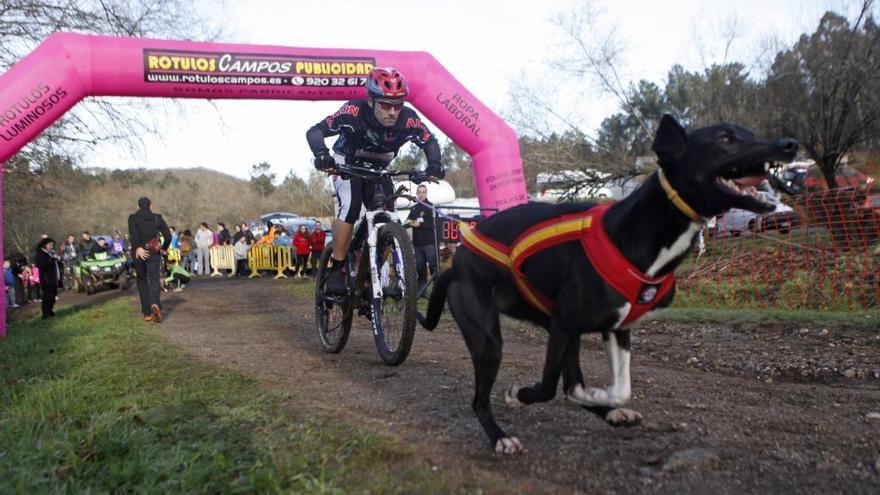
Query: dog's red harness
xmin=459 ymin=203 xmax=675 ymax=326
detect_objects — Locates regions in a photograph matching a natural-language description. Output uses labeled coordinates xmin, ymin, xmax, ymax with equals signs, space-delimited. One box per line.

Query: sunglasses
xmin=375 ymin=100 xmax=404 ymax=111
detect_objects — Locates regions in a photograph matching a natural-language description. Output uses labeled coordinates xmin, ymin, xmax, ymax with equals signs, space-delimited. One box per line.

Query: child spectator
xmin=233 ymin=235 xmax=251 ymax=277
xmin=4 ymin=258 xmax=20 ymax=309
xmin=26 ymin=264 xmax=41 ymax=302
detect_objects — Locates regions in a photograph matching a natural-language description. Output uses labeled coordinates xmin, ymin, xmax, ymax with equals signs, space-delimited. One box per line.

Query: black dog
xmin=420 ymin=115 xmax=798 ymax=453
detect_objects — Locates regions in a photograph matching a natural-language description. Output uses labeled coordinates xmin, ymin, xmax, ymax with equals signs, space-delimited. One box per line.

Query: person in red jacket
xmin=308 ymin=220 xmax=326 ymax=277
xmin=292 ymin=225 xmax=311 ymax=278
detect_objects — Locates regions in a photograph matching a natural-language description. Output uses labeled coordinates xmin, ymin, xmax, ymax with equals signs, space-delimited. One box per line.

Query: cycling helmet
xmin=365 ymin=67 xmax=408 ymax=99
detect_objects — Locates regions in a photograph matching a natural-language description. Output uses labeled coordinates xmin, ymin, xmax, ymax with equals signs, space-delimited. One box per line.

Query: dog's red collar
xmin=459 ymin=204 xmax=674 ymax=326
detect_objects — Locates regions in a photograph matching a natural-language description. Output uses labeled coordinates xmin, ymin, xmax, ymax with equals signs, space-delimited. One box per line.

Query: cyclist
xmin=306 ymin=67 xmax=445 ymax=294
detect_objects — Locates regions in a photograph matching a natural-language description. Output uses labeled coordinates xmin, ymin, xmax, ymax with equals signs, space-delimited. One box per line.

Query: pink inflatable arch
xmin=0 ymin=33 xmax=526 ymax=337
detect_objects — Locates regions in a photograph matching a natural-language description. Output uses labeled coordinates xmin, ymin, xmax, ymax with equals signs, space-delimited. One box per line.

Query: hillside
xmin=3 ymin=161 xmax=332 ymax=255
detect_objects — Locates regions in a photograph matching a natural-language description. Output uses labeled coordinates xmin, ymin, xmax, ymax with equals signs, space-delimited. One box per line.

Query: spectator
xmin=179 ymin=229 xmax=194 ymax=272
xmin=217 ymin=223 xmax=231 ymax=246
xmin=169 ymin=226 xmax=180 ymax=249
xmin=273 ymin=230 xmax=292 ymax=247
xmin=93 ymin=237 xmax=111 ymax=257
xmin=77 ymin=231 xmax=98 ymax=261
xmin=25 ymin=263 xmax=41 ymax=302
xmin=406 ymin=184 xmax=438 ymax=296
xmin=241 ymin=223 xmax=255 ymax=243
xmin=232 ymin=224 xmax=243 ymax=244
xmin=110 ymin=231 xmax=127 ymax=256
xmin=256 ymin=221 xmax=279 ymax=245
xmin=59 ymin=235 xmax=78 ymax=291
xmin=164 ymin=259 xmax=192 ymax=292
xmin=308 ymin=220 xmax=326 ymax=276
xmin=128 ymin=196 xmax=171 ymax=323
xmin=293 ymin=225 xmax=311 ymax=278
xmin=10 ymin=254 xmax=27 ymax=306
xmin=34 ymin=237 xmax=61 ymax=319
xmin=233 ymin=235 xmax=251 ymax=277
xmin=4 ymin=258 xmax=20 ymax=309
xmin=194 ymin=222 xmax=213 ymax=275
xmin=34 ymin=237 xmax=61 ymax=320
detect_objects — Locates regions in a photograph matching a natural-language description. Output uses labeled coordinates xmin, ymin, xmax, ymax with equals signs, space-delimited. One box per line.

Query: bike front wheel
xmin=315 ymin=244 xmax=352 ymax=353
xmin=370 ymin=222 xmax=418 ymax=365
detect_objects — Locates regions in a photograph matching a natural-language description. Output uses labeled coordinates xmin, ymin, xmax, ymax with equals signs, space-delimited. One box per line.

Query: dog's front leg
xmin=566 ymin=329 xmax=641 ymax=426
xmin=505 ymin=328 xmax=574 ymax=407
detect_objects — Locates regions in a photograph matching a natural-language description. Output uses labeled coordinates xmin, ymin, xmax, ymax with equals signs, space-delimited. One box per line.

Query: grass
xmin=659 ymin=305 xmax=879 ymax=328
xmin=0 ymin=298 xmax=497 ymax=494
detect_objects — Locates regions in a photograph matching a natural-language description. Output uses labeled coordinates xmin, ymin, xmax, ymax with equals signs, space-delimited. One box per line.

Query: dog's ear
xmin=652 ymin=114 xmax=687 ymax=163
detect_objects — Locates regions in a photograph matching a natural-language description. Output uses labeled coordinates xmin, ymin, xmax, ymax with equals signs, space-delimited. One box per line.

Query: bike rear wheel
xmin=315 ymin=244 xmax=352 ymax=353
xmin=370 ymin=222 xmax=418 ymax=365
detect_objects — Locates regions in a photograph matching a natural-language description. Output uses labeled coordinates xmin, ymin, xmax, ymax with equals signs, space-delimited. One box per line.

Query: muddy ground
xmin=32 ymin=276 xmax=880 ymax=494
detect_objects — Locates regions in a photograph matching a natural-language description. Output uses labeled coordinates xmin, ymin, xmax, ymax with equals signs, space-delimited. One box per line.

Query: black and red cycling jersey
xmin=306 ymin=99 xmax=443 ymax=171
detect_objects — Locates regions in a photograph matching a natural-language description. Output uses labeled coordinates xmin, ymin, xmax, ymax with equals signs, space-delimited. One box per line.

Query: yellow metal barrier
xmin=247 ymin=245 xmax=293 ymax=279
xmin=209 ymin=245 xmax=236 ymax=277
xmin=274 ymin=246 xmax=294 ymax=278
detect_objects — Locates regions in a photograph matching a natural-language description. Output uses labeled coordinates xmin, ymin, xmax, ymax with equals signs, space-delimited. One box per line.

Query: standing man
xmin=406 ymin=184 xmax=438 ymax=296
xmin=306 ymin=67 xmax=444 ymax=294
xmin=128 ymin=197 xmax=171 ymax=323
xmin=34 ymin=237 xmax=61 ymax=320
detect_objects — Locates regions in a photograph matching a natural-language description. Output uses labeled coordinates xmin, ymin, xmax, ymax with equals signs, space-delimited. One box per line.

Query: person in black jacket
xmin=405 ymin=184 xmax=438 ymax=296
xmin=128 ymin=197 xmax=172 ymax=322
xmin=34 ymin=237 xmax=61 ymax=320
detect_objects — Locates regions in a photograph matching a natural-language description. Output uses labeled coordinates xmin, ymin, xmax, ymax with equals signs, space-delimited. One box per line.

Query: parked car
xmin=779 ymin=162 xmax=874 ymax=194
xmin=712 ymin=185 xmax=797 ymax=237
xmin=805 ymin=163 xmax=872 ymax=191
xmin=853 ymin=192 xmax=880 ymax=243
xmin=250 ymin=213 xmax=332 ymax=244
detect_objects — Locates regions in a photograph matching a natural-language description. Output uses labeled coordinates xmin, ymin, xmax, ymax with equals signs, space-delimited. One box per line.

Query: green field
xmin=0 ymin=299 xmax=493 ymax=494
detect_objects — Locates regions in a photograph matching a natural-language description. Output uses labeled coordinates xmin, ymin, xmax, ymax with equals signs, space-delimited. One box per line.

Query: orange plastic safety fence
xmin=677 ymin=188 xmax=880 ymax=311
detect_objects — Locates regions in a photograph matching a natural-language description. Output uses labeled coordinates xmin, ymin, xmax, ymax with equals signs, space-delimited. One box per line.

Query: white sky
xmin=82 ymin=0 xmax=848 ymax=182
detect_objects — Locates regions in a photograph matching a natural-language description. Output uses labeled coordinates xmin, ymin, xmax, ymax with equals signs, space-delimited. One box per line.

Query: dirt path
xmin=145 ymin=276 xmax=878 ymax=493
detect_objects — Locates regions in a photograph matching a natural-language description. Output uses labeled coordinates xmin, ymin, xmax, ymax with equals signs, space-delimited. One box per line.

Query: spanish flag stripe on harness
xmin=458 ymin=204 xmax=675 ymax=326
xmin=459 ymin=217 xmax=590 ymax=315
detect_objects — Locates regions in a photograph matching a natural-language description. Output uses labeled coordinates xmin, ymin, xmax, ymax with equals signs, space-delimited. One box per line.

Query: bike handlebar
xmin=333 ymin=162 xmax=421 ymax=179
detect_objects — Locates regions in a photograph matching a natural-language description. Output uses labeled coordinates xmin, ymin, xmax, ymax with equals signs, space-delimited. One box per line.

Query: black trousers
xmin=236 ymin=258 xmax=248 ymax=277
xmin=133 ymin=254 xmax=161 ymax=316
xmin=414 ymin=244 xmax=438 ymax=289
xmin=41 ymin=283 xmax=57 ymax=318
xmin=309 ymin=250 xmax=322 ymax=275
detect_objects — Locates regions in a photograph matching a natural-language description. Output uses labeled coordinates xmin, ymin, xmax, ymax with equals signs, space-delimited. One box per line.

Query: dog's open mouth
xmin=715 ymin=161 xmax=774 ymax=207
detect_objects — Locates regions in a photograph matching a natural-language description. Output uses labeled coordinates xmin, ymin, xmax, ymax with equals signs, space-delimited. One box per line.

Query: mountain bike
xmin=315 ymin=163 xmax=420 ymax=365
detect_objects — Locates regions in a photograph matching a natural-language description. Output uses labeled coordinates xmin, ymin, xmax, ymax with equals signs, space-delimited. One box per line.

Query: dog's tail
xmin=417 ymin=268 xmax=453 ymax=331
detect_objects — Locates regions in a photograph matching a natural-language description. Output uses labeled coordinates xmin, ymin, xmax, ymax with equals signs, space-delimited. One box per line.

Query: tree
xmin=762 ymin=3 xmax=880 ymax=189
xmin=249 ymin=162 xmax=276 ymax=197
xmin=440 ymin=141 xmax=476 ymax=197
xmin=0 ymin=0 xmax=223 ymax=164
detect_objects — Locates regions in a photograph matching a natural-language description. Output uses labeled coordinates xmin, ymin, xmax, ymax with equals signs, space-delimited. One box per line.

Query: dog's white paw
xmin=494 ymin=436 xmax=524 ymax=454
xmin=566 ymin=384 xmax=622 ymax=407
xmin=504 ymin=385 xmax=524 ymax=408
xmin=605 ymin=408 xmax=642 ymax=427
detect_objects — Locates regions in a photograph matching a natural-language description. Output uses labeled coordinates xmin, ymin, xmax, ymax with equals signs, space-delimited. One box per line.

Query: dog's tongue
xmin=734 ymin=175 xmax=766 ymax=188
